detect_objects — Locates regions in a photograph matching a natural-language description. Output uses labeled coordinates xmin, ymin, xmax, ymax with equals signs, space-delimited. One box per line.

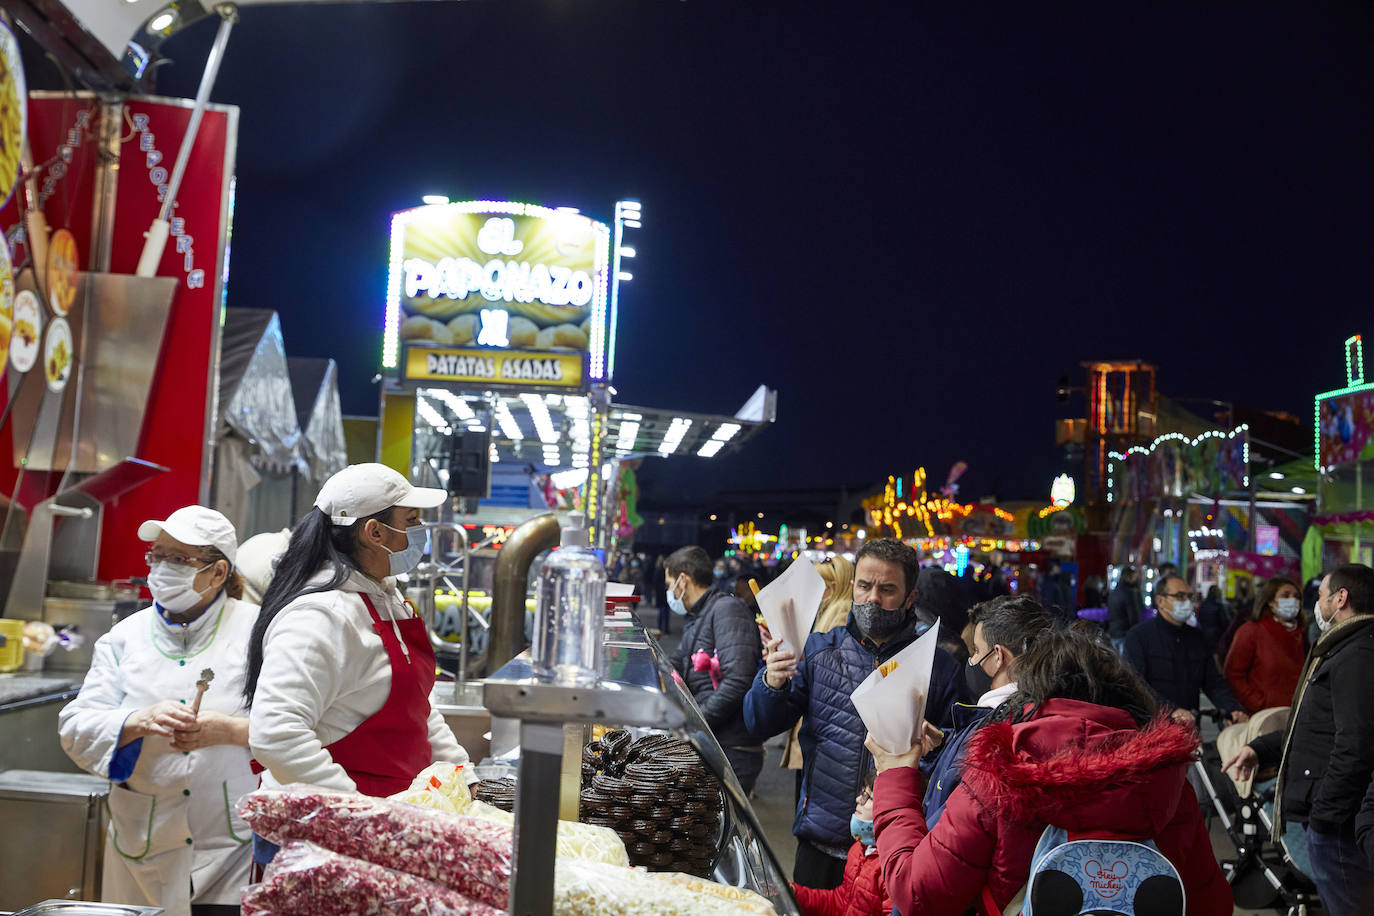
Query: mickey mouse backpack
xmin=986 ymin=826 xmax=1185 ymax=916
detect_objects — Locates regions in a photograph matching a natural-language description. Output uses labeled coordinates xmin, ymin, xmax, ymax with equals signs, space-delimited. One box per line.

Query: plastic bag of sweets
xmin=393 ymin=766 xmax=629 ymax=866
xmin=238 ymin=785 xmax=513 ymax=909
xmin=554 ymin=859 xmax=779 ymax=916
xmin=241 ymin=840 xmax=502 ymax=916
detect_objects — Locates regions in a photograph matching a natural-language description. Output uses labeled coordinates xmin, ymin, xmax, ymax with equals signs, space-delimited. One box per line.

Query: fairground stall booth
xmin=1306 ymin=334 xmax=1374 ymax=580
xmin=0 ymin=8 xmax=243 ymax=909
xmin=378 ymin=198 xmax=798 ymax=915
xmin=0 ymin=2 xmax=799 ymax=912
xmin=1106 ymin=424 xmax=1312 ymax=606
xmin=858 ymin=466 xmax=1060 ymax=596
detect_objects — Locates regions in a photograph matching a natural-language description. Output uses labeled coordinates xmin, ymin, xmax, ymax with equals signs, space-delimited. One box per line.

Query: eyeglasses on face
xmin=145 ymin=550 xmax=211 ymax=569
xmin=968 ymin=646 xmax=997 ymax=667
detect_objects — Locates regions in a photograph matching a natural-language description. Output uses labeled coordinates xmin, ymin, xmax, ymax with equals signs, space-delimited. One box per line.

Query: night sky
xmin=138 ymin=2 xmax=1374 ymax=508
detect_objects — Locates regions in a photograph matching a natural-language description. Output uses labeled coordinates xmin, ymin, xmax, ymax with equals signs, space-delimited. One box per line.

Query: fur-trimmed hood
xmin=960 ymin=697 xmax=1199 ymax=836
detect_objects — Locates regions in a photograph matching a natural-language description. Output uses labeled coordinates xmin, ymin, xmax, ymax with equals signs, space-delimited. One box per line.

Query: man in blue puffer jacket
xmin=744 ymin=538 xmax=966 ymax=890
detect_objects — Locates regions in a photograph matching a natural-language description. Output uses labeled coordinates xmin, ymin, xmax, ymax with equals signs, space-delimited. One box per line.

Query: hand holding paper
xmin=850 ymin=624 xmax=940 ymax=755
xmin=762 ymin=633 xmax=799 ymax=689
xmin=754 ymin=560 xmax=825 ymax=658
xmin=866 ymin=723 xmax=943 ymax=773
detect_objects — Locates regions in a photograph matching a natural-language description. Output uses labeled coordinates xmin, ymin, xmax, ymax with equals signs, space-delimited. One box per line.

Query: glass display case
xmin=482 ymin=614 xmax=799 ymax=916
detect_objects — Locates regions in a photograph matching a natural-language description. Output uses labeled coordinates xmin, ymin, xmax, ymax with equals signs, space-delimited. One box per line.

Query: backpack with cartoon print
xmin=985 ymin=825 xmax=1184 ymax=916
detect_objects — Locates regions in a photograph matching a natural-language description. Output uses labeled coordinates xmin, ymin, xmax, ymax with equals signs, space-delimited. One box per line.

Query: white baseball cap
xmin=315 ymin=463 xmax=446 ymax=526
xmin=138 ymin=505 xmax=239 ymax=565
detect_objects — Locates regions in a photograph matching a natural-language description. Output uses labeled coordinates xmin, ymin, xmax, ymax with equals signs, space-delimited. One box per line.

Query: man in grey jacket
xmin=666 ymin=545 xmax=765 ymax=792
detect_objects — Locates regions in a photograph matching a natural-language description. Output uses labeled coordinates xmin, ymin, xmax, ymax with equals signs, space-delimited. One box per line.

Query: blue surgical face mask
xmin=850 ymin=814 xmax=875 ymax=847
xmin=1168 ymin=599 xmax=1193 ymax=623
xmin=380 ymin=522 xmax=426 ymax=576
xmin=667 ymin=576 xmax=688 ymax=615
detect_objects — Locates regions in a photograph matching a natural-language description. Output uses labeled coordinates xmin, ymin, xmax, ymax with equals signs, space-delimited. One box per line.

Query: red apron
xmin=321 ymin=593 xmax=437 ymax=797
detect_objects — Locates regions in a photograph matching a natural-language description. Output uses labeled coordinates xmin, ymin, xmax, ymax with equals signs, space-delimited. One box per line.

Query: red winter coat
xmin=872 ymin=698 xmax=1232 ymax=916
xmin=1223 ymin=615 xmax=1306 ymax=713
xmin=793 ymin=841 xmax=892 ymax=916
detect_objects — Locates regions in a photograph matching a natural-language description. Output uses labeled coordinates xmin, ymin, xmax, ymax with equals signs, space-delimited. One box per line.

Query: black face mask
xmin=965 ymin=650 xmax=996 ymax=697
xmin=853 ymin=602 xmax=906 ymax=640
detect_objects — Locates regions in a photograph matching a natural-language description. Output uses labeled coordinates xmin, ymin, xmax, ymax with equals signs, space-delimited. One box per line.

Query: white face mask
xmin=1168 ymin=599 xmax=1193 ymax=623
xmin=1314 ymin=597 xmax=1335 ymax=633
xmin=380 ymin=523 xmax=427 ymax=576
xmin=148 ymin=561 xmax=216 ymax=612
xmin=1274 ymin=597 xmax=1301 ymax=621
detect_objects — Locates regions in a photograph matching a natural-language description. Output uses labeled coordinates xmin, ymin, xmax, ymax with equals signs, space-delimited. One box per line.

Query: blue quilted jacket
xmin=743 ymin=613 xmax=965 ymax=852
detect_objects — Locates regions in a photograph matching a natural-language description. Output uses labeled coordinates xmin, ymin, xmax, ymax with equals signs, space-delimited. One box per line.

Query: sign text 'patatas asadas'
xmin=405 ymin=345 xmax=585 ymax=389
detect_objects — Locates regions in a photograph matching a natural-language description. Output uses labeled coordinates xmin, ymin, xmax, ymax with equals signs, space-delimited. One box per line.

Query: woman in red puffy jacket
xmin=1223 ymin=576 xmax=1307 ymax=714
xmin=867 ymin=626 xmax=1232 ymax=916
xmin=793 ymin=776 xmax=892 ymax=916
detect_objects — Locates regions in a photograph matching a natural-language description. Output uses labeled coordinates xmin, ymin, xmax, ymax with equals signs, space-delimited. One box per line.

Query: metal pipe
xmin=489 ymin=513 xmax=559 ymax=675
xmin=427 ymin=522 xmax=473 ymax=686
xmin=420 ymin=521 xmax=475 ymax=694
xmin=136 ymin=5 xmax=237 ymax=276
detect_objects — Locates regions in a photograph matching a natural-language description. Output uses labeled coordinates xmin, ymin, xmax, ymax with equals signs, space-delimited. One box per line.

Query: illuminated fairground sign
xmin=1315 ymin=334 xmax=1374 ymax=472
xmin=382 ymin=201 xmax=613 ymax=391
xmin=1107 ymin=426 xmax=1249 ymax=503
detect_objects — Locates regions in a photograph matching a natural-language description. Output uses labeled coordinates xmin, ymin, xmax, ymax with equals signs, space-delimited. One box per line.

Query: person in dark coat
xmin=665 ymin=545 xmax=765 ymax=793
xmin=1037 ymin=559 xmax=1072 ymax=625
xmin=1106 ymin=565 xmax=1143 ymax=652
xmin=1226 ymin=564 xmax=1374 ymax=916
xmin=1123 ymin=575 xmax=1246 ymax=728
xmin=923 ymin=595 xmax=1052 ymax=830
xmin=1197 ymin=584 xmax=1231 ymax=659
xmin=744 ymin=538 xmax=966 ymax=890
xmin=914 ymin=566 xmax=970 ymax=664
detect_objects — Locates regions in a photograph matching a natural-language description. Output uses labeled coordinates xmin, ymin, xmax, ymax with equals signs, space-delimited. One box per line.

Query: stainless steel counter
xmin=484 ymin=615 xmax=798 ymax=916
xmin=0 ymin=770 xmax=111 ymax=908
xmin=0 ymin=675 xmax=83 ymax=774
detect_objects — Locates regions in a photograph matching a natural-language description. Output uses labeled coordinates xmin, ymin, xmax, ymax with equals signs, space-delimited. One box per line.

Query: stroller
xmin=1191 ymin=707 xmax=1322 ymax=915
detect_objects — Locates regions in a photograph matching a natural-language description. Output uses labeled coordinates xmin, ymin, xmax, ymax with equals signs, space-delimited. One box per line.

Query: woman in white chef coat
xmin=244 ymin=463 xmax=470 ymax=865
xmin=59 ymin=506 xmax=257 ymax=916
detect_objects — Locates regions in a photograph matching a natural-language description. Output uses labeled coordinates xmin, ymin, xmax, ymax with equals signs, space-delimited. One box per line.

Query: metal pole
xmin=455 ymin=524 xmax=472 ymax=688
xmin=509 ymin=721 xmax=562 ymax=916
xmin=136 ymin=5 xmax=238 ymax=276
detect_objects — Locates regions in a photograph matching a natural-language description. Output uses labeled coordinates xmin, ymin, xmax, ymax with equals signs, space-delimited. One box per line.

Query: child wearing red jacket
xmin=792 ymin=773 xmax=892 ymax=916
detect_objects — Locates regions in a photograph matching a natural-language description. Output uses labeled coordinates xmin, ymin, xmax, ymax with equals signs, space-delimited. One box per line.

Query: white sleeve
xmin=426 ymin=706 xmax=469 ymax=770
xmin=58 ymin=634 xmax=137 ymax=778
xmin=249 ymin=602 xmax=356 ymax=792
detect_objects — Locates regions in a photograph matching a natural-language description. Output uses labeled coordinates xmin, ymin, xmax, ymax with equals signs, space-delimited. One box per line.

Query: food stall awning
xmin=218 ymin=308 xmax=302 ymax=473
xmin=413 ymin=385 xmax=776 ymax=467
xmin=288 ymin=356 xmax=348 ymax=483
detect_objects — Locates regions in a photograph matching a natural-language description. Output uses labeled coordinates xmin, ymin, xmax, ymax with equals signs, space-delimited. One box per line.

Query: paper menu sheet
xmin=755 ymin=558 xmax=825 ymax=657
xmin=606 ymin=582 xmax=636 ymax=598
xmin=850 ymin=623 xmax=940 ymax=755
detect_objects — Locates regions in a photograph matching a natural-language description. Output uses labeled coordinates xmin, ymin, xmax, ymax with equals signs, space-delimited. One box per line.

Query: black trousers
xmin=793 ymin=837 xmax=847 ymax=889
xmin=723 ymin=746 xmax=765 ymax=795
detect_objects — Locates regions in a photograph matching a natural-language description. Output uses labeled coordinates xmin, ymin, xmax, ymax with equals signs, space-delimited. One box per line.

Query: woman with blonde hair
xmin=814 ymin=556 xmax=856 ymax=634
xmin=779 ymin=556 xmax=857 ymax=784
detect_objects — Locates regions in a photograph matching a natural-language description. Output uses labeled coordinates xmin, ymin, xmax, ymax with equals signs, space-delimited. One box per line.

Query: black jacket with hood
xmin=670 ymin=587 xmax=762 ymax=748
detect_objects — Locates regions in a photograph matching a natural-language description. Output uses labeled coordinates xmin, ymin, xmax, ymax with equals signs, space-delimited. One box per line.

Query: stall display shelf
xmin=483 ymin=621 xmax=798 ymax=916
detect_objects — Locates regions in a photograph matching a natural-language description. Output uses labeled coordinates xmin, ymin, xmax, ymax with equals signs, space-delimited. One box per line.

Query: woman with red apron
xmin=243 ymin=464 xmax=471 ymax=867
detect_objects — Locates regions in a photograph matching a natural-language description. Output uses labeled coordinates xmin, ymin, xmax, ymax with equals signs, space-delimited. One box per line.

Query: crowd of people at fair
xmin=654 ymin=540 xmax=1374 ymax=916
xmin=50 ymin=461 xmax=1374 ymax=916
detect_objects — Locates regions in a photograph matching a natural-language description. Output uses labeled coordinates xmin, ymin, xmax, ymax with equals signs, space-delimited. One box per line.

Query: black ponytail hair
xmin=243 ymin=505 xmax=395 ymax=706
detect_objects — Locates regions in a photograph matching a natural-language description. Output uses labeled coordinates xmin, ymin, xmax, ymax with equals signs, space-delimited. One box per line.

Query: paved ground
xmin=633 ymin=601 xmax=1293 ymax=914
